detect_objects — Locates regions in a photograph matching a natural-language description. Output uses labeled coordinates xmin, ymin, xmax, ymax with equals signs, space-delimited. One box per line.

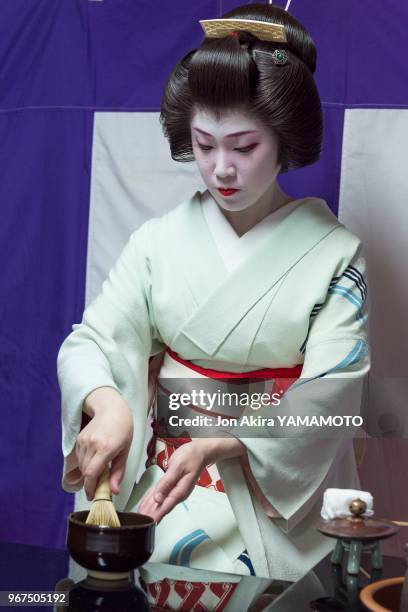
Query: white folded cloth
xmin=321 ymin=488 xmax=374 ymax=520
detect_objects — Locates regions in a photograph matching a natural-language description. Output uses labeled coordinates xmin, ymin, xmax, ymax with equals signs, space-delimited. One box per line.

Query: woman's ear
xmin=274 ymin=161 xmax=282 ymax=177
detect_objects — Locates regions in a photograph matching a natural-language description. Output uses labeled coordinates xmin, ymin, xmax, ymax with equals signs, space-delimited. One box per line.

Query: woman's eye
xmin=196 ymin=143 xmax=257 ymax=153
xmin=235 ymin=145 xmax=257 ymax=154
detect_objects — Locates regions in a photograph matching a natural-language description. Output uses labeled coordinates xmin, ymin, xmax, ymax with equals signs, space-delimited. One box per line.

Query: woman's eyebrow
xmin=192 ymin=127 xmax=259 ymax=138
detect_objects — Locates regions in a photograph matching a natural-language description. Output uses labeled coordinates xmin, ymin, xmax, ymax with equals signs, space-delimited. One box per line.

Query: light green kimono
xmin=58 ymin=191 xmax=369 ymax=581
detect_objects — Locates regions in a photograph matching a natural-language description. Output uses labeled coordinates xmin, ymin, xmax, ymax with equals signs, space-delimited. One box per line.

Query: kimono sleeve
xmin=233 ymin=245 xmax=370 ymax=531
xmin=57 ymin=218 xmax=164 ymax=494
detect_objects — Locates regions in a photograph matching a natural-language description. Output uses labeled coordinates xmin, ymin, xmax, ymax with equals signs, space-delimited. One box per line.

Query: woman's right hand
xmin=76 ymin=387 xmax=134 ymax=501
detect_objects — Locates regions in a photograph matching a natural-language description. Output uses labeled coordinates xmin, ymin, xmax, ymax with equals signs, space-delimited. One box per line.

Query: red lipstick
xmin=218 ymin=188 xmax=239 ymax=197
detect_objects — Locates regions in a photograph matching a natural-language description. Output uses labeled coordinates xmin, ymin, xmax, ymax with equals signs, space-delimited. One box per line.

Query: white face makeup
xmin=190 ymin=108 xmax=282 ymax=215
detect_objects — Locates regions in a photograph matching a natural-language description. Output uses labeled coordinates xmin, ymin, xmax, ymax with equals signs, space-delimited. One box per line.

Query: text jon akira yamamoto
xmin=167 ymin=414 xmax=364 ymax=427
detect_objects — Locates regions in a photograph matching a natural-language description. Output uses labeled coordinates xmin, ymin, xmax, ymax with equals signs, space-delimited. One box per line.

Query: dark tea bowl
xmin=67 ymin=511 xmax=155 ymax=577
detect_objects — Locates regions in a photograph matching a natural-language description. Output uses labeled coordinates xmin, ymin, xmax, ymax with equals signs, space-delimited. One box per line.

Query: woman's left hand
xmin=138 ymin=441 xmax=206 ymax=523
xmin=138 ymin=437 xmax=246 ymax=523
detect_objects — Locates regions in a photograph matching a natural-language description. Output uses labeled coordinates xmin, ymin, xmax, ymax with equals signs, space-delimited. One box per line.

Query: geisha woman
xmin=58 ymin=2 xmax=370 ymax=606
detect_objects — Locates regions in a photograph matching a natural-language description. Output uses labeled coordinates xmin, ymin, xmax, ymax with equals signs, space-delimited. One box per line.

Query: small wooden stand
xmin=399 ymin=543 xmax=408 ymax=609
xmin=317 ymin=499 xmax=399 ymax=576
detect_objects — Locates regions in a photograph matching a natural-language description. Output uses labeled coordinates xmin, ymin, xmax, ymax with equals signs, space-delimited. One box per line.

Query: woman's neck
xmin=218 ymin=184 xmax=294 ymax=237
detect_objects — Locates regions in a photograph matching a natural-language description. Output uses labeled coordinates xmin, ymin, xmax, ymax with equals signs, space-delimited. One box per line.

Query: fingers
xmin=153 ymin=464 xmax=182 ymax=503
xmin=83 ymin=451 xmax=111 ymax=500
xmin=154 ymin=492 xmax=182 ymax=523
xmin=138 ymin=446 xmax=203 ymax=521
xmin=84 ymin=474 xmax=98 ymax=502
xmin=76 ymin=425 xmax=128 ymax=499
xmin=145 ymin=486 xmax=184 ymax=523
xmin=109 ymin=451 xmax=127 ymax=495
xmin=138 ymin=490 xmax=161 ymax=520
xmin=139 ymin=472 xmax=195 ymax=523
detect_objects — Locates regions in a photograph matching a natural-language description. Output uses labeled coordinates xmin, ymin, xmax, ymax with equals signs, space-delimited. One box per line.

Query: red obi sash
xmin=146 ymin=349 xmax=303 ymax=493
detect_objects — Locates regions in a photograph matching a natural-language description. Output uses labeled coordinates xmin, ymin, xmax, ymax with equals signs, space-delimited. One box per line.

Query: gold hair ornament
xmin=199 ymin=18 xmax=287 ymax=43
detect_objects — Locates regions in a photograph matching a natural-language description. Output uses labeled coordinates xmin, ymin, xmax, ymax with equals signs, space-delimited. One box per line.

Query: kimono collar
xmin=171 ymin=192 xmax=342 ymax=357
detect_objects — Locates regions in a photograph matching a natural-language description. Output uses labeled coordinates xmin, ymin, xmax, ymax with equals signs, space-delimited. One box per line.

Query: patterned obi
xmin=146 ymin=348 xmax=303 ymax=494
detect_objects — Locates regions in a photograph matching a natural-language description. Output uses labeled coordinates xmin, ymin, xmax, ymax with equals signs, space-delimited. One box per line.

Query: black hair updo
xmin=160 ymin=3 xmax=322 ymax=173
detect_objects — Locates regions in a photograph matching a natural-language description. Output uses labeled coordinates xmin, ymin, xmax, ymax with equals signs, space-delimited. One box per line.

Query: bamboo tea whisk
xmin=85 ymin=466 xmax=121 ymax=528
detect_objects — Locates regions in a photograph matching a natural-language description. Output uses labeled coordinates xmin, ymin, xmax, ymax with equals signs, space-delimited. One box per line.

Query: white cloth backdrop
xmin=85 ymin=112 xmax=206 ymax=305
xmin=339 ymin=108 xmax=408 ymax=554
